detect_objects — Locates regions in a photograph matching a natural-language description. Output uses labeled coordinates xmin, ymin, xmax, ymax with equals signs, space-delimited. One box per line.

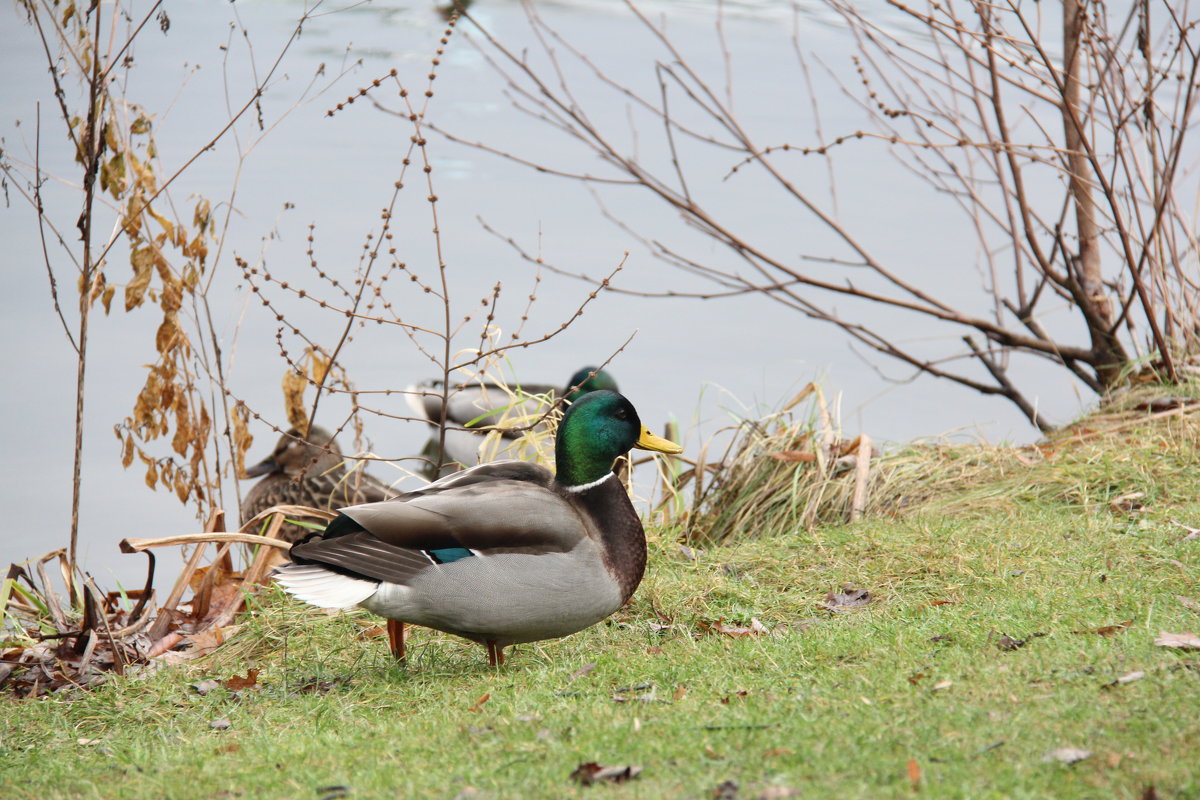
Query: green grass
xmin=3 ymin=417 xmax=1200 ymax=798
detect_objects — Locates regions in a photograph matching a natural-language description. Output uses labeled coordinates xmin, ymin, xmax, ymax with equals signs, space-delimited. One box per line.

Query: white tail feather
xmin=273 ymin=563 xmax=378 ymax=610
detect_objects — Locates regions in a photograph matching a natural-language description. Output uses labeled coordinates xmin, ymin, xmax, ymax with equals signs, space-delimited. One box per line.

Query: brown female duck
xmin=241 ymin=426 xmax=395 ymax=543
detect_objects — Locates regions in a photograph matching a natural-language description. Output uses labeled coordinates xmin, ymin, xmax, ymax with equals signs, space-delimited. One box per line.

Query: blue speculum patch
xmin=424 ymin=547 xmax=475 ymax=564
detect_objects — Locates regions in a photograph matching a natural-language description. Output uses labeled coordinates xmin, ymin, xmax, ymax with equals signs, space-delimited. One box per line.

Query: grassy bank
xmin=3 ymin=411 xmax=1199 ymax=798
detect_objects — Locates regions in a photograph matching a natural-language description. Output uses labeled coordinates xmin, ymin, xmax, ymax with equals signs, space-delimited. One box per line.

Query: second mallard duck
xmin=274 ymin=390 xmax=681 ymax=666
xmin=408 ymin=366 xmax=619 ymax=472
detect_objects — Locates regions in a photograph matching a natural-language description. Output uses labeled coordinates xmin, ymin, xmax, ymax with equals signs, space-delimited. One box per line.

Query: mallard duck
xmin=274 ymin=390 xmax=681 ymax=666
xmin=241 ymin=426 xmax=396 ymax=544
xmin=408 ymin=366 xmax=618 ymax=471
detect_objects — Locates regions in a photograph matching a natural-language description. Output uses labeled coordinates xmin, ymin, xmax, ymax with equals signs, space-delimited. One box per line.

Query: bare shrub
xmin=436 ymin=1 xmax=1200 ymax=431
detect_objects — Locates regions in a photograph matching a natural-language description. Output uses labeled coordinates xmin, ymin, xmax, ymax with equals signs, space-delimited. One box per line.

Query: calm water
xmin=0 ymin=0 xmax=1078 ymax=587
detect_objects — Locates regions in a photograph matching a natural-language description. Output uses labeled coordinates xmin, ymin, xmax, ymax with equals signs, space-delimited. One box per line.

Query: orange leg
xmin=387 ymin=619 xmax=406 ymax=661
xmin=486 ymin=640 xmax=505 ymax=667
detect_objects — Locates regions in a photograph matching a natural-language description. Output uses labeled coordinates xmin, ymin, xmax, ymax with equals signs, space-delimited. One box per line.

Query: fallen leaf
xmin=190 ymin=679 xmax=221 ymax=695
xmin=1109 ymin=492 xmax=1146 ymax=514
xmin=646 ymin=646 xmax=664 ymax=655
xmin=77 ymin=738 xmax=102 ymax=746
xmin=1102 ymin=670 xmax=1146 ymax=689
xmin=569 ymin=762 xmax=642 ymax=786
xmin=929 ymin=634 xmax=954 ymax=644
xmin=995 ymin=630 xmax=1048 ymax=651
xmin=704 ymin=744 xmax=724 ymax=760
xmin=187 ymin=563 xmax=240 ymax=595
xmin=822 ymin=586 xmax=871 ymax=613
xmin=569 ymin=662 xmax=597 ymax=681
xmin=157 ymin=625 xmax=243 ymax=663
xmin=467 ymin=692 xmax=491 ymax=712
xmin=1042 ymin=747 xmax=1092 ymax=765
xmin=215 ymin=743 xmax=242 ymax=754
xmin=1154 ymin=631 xmax=1200 ymax=649
xmin=1176 ymin=596 xmax=1200 ymax=613
xmin=997 ymin=634 xmax=1028 ymax=651
xmin=712 ymin=780 xmax=739 ymax=800
xmin=720 ymin=690 xmax=749 ymax=704
xmin=763 ymin=747 xmax=793 ymax=758
xmin=906 ymin=671 xmax=927 ymax=685
xmin=1071 ymin=619 xmax=1132 ymax=636
xmin=209 ymin=718 xmax=231 ymax=731
xmin=221 ymin=668 xmax=259 ymax=691
xmin=1171 ymin=519 xmax=1200 ymax=541
xmin=932 ymin=679 xmax=953 ymax=691
xmin=698 ymin=618 xmax=770 ymax=637
xmin=907 ymin=758 xmax=921 ymax=790
xmin=926 ymin=599 xmax=957 ymax=607
xmin=357 ymin=625 xmax=386 ymax=640
xmin=673 ymin=685 xmax=688 ymax=702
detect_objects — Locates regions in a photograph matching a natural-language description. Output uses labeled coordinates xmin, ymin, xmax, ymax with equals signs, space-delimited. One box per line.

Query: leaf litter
xmin=1154 ymin=631 xmax=1200 ymax=649
xmin=698 ymin=618 xmax=771 ymax=637
xmin=1071 ymin=619 xmax=1132 ymax=636
xmin=1042 ymin=747 xmax=1092 ymax=765
xmin=822 ymin=586 xmax=872 ymax=613
xmin=1 ymin=509 xmax=315 ymax=698
xmin=906 ymin=759 xmax=921 ymax=790
xmin=994 ymin=631 xmax=1048 ymax=651
xmin=221 ymin=668 xmax=260 ymax=691
xmin=569 ymin=762 xmax=642 ymax=786
xmin=1102 ymin=670 xmax=1145 ymax=689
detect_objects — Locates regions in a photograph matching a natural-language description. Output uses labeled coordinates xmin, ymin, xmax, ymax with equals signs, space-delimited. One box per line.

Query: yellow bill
xmin=635 ymin=426 xmax=684 ymax=454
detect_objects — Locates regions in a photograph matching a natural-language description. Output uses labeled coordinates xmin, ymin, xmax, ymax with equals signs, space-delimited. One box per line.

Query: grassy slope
xmin=3 ymin=417 xmax=1199 ymax=799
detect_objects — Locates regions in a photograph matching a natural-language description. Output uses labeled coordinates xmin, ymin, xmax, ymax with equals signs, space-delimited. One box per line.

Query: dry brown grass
xmin=684 ymin=381 xmax=1200 ymax=544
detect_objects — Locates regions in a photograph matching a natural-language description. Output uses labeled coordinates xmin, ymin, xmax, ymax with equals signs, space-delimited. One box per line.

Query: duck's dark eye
xmin=615 ymin=408 xmax=627 ymax=420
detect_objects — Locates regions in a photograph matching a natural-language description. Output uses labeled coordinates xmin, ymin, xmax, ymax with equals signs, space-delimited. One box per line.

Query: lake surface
xmin=0 ymin=0 xmax=1083 ymax=587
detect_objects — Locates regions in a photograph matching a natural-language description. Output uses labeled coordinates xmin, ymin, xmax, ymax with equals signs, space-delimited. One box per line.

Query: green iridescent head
xmin=563 ymin=366 xmax=620 ymax=405
xmin=554 ymin=390 xmax=681 ymax=487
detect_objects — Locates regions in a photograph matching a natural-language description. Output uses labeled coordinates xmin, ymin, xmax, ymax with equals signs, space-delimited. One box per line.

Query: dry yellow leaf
xmin=282 ymin=369 xmax=308 ymax=431
xmin=308 ymin=348 xmax=331 ymax=386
